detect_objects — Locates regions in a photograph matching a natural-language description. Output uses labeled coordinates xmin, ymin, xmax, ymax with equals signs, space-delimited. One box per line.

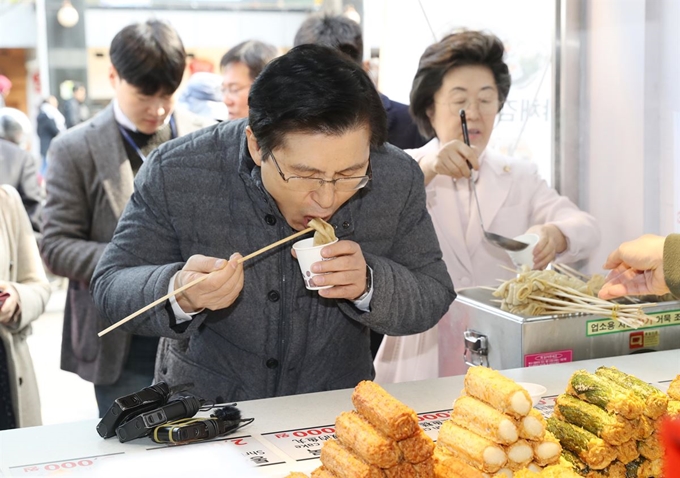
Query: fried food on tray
xmin=505 ymin=439 xmax=533 ymax=470
xmin=436 ymin=420 xmax=507 ymax=473
xmin=309 ymin=218 xmax=337 ymax=246
xmin=637 ymin=432 xmax=662 ymax=461
xmin=625 ymin=457 xmax=662 ymax=478
xmin=451 ymin=395 xmax=519 ymax=445
xmin=285 ymin=473 xmax=310 ymax=478
xmin=351 ymin=381 xmax=419 ymax=441
xmin=464 ymin=366 xmax=532 ymax=418
xmin=532 ymin=431 xmax=562 ymax=467
xmin=397 ymin=428 xmax=435 ymax=464
xmin=412 ymin=457 xmax=434 ymax=478
xmin=566 ymin=370 xmax=644 ymax=420
xmin=320 ymin=439 xmax=383 ymax=478
xmin=668 ymin=374 xmax=680 ymax=400
xmin=546 ymin=417 xmax=616 ymax=470
xmin=432 ymin=447 xmax=489 ymax=478
xmin=335 ymin=411 xmax=401 ymax=469
xmin=310 ymin=467 xmax=335 ymax=478
xmin=382 ymin=461 xmax=416 ymax=478
xmin=553 ymin=394 xmax=634 ymax=445
xmin=595 ymin=366 xmax=668 ymax=419
xmin=668 ymin=399 xmax=680 ymax=416
xmin=518 ymin=408 xmax=547 ymax=441
xmin=512 ymin=462 xmax=582 ymax=478
xmin=631 ymin=414 xmax=655 ymax=441
xmin=615 ymin=438 xmax=640 ymax=465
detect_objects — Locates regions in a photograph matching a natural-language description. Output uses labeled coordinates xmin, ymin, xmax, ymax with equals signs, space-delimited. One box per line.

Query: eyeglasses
xmin=268 ymin=152 xmax=372 ymax=192
xmin=439 ymin=97 xmax=499 ymax=116
xmin=221 ymin=84 xmax=251 ymax=98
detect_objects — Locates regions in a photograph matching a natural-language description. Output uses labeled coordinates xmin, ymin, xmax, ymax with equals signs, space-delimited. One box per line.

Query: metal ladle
xmin=459 ymin=109 xmax=529 ymax=252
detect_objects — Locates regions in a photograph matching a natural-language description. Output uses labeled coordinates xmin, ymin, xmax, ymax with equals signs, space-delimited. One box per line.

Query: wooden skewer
xmin=98 ymin=226 xmax=315 ymax=337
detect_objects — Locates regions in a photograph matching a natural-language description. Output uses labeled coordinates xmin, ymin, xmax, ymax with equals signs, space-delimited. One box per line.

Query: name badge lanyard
xmin=118 ymin=116 xmax=177 ymax=163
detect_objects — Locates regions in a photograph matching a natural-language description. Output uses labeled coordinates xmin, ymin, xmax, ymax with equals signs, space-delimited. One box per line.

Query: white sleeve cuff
xmin=169 ymin=271 xmax=203 ymax=323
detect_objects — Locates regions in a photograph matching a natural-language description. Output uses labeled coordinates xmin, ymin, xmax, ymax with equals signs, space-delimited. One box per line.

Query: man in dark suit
xmin=0 ymin=139 xmax=42 ymax=232
xmin=41 ymin=20 xmax=213 ymax=416
xmin=293 ymin=14 xmax=427 ymax=151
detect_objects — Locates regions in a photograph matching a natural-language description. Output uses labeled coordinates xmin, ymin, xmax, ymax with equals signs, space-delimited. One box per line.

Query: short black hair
xmin=410 ymin=31 xmax=511 ymax=139
xmin=248 ymin=44 xmax=386 ymax=157
xmin=109 ymin=20 xmax=186 ymax=96
xmin=219 ymin=40 xmax=278 ymax=81
xmin=72 ymin=82 xmax=85 ymax=93
xmin=293 ymin=14 xmax=363 ymax=65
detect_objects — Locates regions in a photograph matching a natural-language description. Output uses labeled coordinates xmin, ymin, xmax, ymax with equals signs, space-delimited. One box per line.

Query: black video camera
xmin=96 ymin=382 xmax=172 ymax=438
xmin=116 ymin=396 xmax=203 ymax=443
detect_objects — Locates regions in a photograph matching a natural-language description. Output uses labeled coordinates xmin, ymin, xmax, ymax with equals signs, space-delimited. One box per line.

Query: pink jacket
xmin=374 ymin=140 xmax=601 ymax=383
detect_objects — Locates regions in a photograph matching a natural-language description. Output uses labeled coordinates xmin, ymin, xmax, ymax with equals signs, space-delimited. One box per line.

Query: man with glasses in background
xmin=219 ymin=40 xmax=278 ymax=120
xmin=91 ymin=44 xmax=455 ymax=403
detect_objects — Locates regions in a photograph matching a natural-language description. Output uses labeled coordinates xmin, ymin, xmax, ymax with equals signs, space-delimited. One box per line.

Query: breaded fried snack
xmin=451 ymin=395 xmax=519 ymax=445
xmin=518 ymin=408 xmax=546 ymax=441
xmin=432 ymin=447 xmax=489 ymax=478
xmin=352 ymin=381 xmax=419 ymax=441
xmin=437 ymin=421 xmax=507 ymax=473
xmin=464 ymin=367 xmax=532 ymax=418
xmin=398 ymin=428 xmax=435 ymax=464
xmin=320 ymin=439 xmax=383 ymax=478
xmin=533 ymin=431 xmax=562 ymax=467
xmin=335 ymin=411 xmax=401 ymax=468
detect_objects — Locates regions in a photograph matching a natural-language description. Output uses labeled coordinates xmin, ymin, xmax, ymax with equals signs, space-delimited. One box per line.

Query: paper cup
xmin=292 ymin=237 xmax=338 ymax=290
xmin=506 ymin=233 xmax=539 ymax=269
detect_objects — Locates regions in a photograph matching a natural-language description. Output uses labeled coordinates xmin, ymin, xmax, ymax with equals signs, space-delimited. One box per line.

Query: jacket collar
xmin=86 ymin=103 xmax=134 ymax=219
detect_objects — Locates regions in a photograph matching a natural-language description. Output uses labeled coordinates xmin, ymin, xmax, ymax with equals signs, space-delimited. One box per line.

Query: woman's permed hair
xmin=409 ymin=31 xmax=511 ymax=139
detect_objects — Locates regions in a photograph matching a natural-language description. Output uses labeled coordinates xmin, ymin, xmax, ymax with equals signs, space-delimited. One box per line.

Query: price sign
xmin=261 ymin=425 xmax=336 ymax=461
xmin=417 ymin=410 xmax=451 ymax=441
xmin=535 ymin=395 xmax=557 ymax=419
xmin=9 ymin=453 xmax=123 ymax=476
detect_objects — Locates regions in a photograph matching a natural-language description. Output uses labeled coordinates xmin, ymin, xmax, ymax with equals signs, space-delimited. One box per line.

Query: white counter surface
xmin=1 ymin=350 xmax=679 ymax=477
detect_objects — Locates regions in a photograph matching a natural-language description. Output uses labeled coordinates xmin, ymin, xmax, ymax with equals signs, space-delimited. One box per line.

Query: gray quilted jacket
xmin=91 ymin=119 xmax=455 ymax=402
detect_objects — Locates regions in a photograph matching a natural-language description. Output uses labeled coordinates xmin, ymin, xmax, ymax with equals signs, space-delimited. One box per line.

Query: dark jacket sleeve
xmin=338 ymin=159 xmax=456 ymax=335
xmin=16 ymin=149 xmax=43 ymax=232
xmin=40 ymin=138 xmax=106 ymax=282
xmin=664 ymin=234 xmax=680 ymax=297
xmin=91 ymin=149 xmax=205 ymax=339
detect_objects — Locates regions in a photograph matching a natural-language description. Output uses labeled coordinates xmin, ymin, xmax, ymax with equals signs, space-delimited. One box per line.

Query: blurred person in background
xmin=374 ymin=31 xmax=601 ymax=383
xmin=0 ymin=185 xmax=51 ymax=429
xmin=293 ymin=14 xmax=427 ymax=357
xmin=63 ymin=82 xmax=90 ymax=128
xmin=294 ymin=14 xmax=426 ymax=151
xmin=0 ymin=108 xmax=43 ymax=232
xmin=178 ymin=72 xmax=228 ymax=122
xmin=220 ymin=40 xmax=278 ymax=120
xmin=41 ymin=19 xmax=213 ymax=417
xmin=0 ymin=75 xmax=10 ymax=108
xmin=37 ymin=96 xmax=66 ymax=176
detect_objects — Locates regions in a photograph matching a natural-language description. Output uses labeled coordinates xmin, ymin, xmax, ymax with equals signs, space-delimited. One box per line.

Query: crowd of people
xmin=0 ymin=14 xmax=674 ymax=432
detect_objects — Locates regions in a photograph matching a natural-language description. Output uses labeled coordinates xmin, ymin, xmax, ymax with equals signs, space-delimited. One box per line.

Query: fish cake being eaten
xmin=309 ymin=218 xmax=337 ymax=246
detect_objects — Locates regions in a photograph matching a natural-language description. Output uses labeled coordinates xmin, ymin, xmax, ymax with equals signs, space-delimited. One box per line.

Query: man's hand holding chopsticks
xmin=175 ymin=253 xmax=244 ymax=313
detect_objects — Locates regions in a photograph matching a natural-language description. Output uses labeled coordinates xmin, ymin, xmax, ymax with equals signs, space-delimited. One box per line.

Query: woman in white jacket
xmin=0 ymin=185 xmax=50 ymax=428
xmin=374 ymin=31 xmax=600 ymax=383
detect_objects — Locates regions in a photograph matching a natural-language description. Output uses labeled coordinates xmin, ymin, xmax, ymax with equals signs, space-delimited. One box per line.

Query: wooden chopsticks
xmin=98 ymin=226 xmax=314 ymax=337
